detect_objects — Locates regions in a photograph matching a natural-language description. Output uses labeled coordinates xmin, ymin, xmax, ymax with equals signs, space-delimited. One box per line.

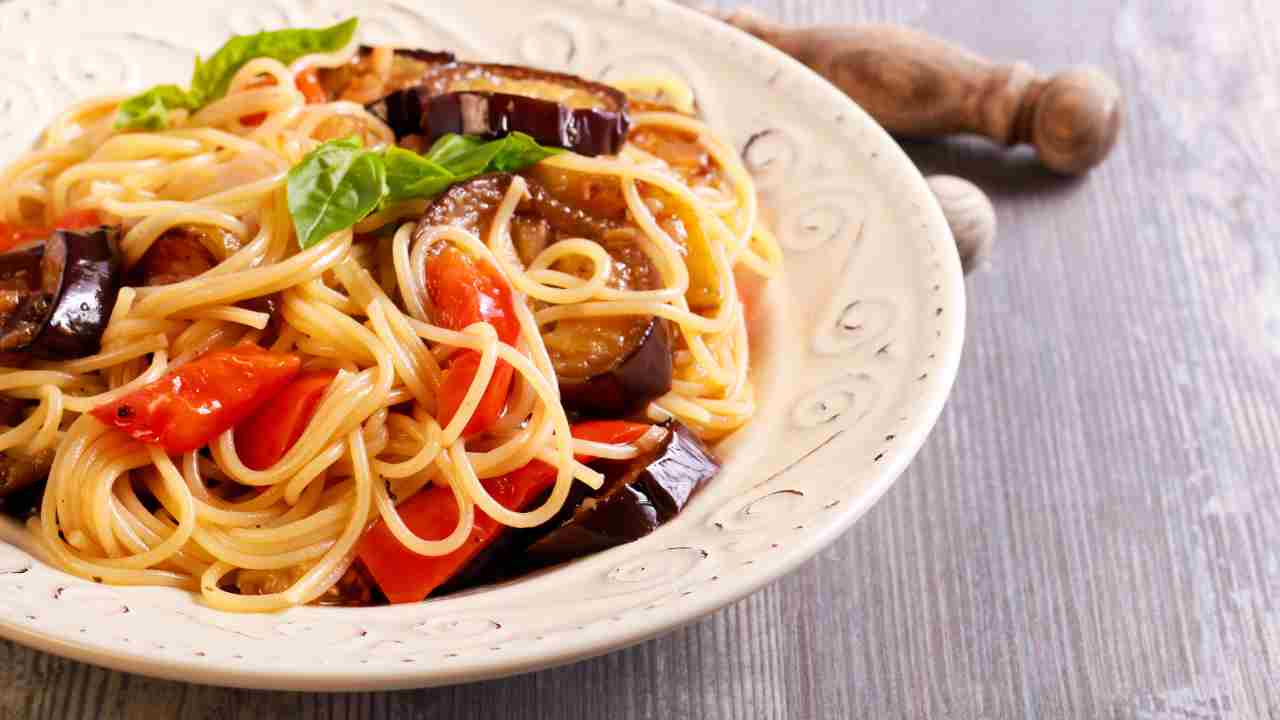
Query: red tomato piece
xmin=0 ymin=209 xmax=103 ymax=253
xmin=424 ymin=243 xmax=519 ymax=344
xmin=51 ymin=209 xmax=102 ymax=231
xmin=356 ymin=421 xmax=656 ymax=603
xmin=569 ymin=420 xmax=653 ymax=449
xmin=0 ymin=225 xmax=33 ymax=254
xmin=436 ymin=351 xmax=515 ymax=437
xmin=92 ymin=345 xmax=302 ymax=454
xmin=357 ymin=460 xmax=557 ymax=604
xmin=294 ymin=68 xmax=327 ymax=105
xmin=234 ymin=369 xmax=338 ymax=470
xmin=425 ymin=243 xmax=520 ymax=436
xmin=242 ymin=70 xmax=328 ymax=126
xmin=238 ymin=75 xmax=274 ymax=127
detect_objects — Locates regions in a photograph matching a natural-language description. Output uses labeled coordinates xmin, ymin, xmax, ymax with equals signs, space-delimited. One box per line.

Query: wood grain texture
xmin=2 ymin=0 xmax=1279 ymax=717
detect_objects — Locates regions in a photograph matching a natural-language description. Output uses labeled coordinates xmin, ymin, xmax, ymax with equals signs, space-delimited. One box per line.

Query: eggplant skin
xmin=378 ymin=89 xmax=629 ymax=157
xmin=373 ymin=59 xmax=632 ymax=156
xmin=0 ymin=396 xmax=48 ymax=517
xmin=133 ymin=225 xmax=219 ymax=287
xmin=0 ymin=396 xmax=26 ymax=427
xmin=0 ymin=447 xmax=52 ymax=500
xmin=0 ymin=245 xmax=57 ymax=352
xmin=524 ymin=421 xmax=720 ymax=565
xmin=417 ymin=173 xmax=514 ymax=238
xmin=29 ymin=226 xmax=122 ymax=360
xmin=558 ymin=317 xmax=673 ymax=417
xmin=423 ymin=91 xmax=629 ymax=157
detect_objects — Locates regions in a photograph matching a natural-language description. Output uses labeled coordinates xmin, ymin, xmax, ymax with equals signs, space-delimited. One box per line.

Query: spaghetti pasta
xmin=0 ymin=24 xmax=781 ymax=611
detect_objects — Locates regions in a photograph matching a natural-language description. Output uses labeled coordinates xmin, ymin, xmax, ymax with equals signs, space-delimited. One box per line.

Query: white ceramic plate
xmin=0 ymin=0 xmax=964 ymax=690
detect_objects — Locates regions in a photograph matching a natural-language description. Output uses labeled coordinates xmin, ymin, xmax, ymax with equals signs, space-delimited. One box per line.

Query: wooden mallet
xmin=695 ymin=5 xmax=1124 ymax=272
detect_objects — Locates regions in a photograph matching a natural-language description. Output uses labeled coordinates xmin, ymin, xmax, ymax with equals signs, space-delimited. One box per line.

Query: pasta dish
xmin=0 ymin=19 xmax=781 ymax=611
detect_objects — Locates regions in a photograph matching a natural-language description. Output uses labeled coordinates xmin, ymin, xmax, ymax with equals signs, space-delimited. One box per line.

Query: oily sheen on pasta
xmin=0 ymin=20 xmax=781 ymax=612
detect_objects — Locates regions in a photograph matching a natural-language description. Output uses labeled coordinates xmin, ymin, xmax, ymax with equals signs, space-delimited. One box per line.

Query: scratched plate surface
xmin=0 ymin=0 xmax=963 ymax=690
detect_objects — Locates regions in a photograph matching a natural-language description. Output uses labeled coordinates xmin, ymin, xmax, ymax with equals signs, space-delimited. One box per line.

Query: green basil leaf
xmin=115 ymin=17 xmax=358 ymax=131
xmin=487 ymin=132 xmax=565 ymax=171
xmin=114 ymin=85 xmax=199 ymax=131
xmin=287 ymin=136 xmax=386 ymax=249
xmin=287 ymin=133 xmax=564 ymax=250
xmin=384 ymin=132 xmax=564 ymax=202
xmin=422 ymin=134 xmax=488 ymax=167
xmin=190 ymin=17 xmax=358 ymax=106
xmin=382 ymin=146 xmax=458 ymax=203
xmin=421 ymin=132 xmax=562 ymax=177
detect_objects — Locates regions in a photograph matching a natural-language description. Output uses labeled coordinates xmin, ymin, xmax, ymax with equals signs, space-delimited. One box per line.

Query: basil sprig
xmin=115 ymin=18 xmax=358 ymax=131
xmin=287 ymin=133 xmax=564 ymax=249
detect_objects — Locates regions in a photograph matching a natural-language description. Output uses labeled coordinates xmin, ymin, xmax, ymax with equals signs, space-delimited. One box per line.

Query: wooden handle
xmin=709 ymin=7 xmax=1122 ymax=175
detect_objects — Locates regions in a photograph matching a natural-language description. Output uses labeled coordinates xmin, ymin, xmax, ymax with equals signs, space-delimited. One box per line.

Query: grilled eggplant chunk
xmin=0 ymin=226 xmax=122 ymax=359
xmin=435 ymin=421 xmax=719 ymax=594
xmin=524 ymin=421 xmax=718 ymax=563
xmin=134 ymin=225 xmax=281 ymax=341
xmin=0 ymin=396 xmax=49 ymax=516
xmin=417 ymin=173 xmax=672 ymax=415
xmin=375 ymin=62 xmax=630 ymax=156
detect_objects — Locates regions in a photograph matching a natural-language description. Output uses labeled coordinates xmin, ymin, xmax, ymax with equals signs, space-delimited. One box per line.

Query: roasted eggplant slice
xmin=237 ymin=562 xmax=383 ymax=606
xmin=315 ymin=46 xmax=455 ymax=103
xmin=523 ymin=162 xmax=719 ymax=310
xmin=0 ymin=396 xmax=49 ymax=516
xmin=543 ymin=231 xmax=672 ymax=417
xmin=552 ymin=316 xmax=672 ymax=417
xmin=0 ymin=227 xmax=122 ymax=359
xmin=0 ymin=244 xmax=57 ymax=352
xmin=419 ymin=63 xmax=629 ymax=111
xmin=374 ymin=62 xmax=630 ymax=156
xmin=0 ymin=447 xmax=52 ymax=500
xmin=426 ymin=91 xmax=628 ymax=157
xmin=417 ymin=173 xmax=673 ymax=415
xmin=418 ymin=173 xmax=514 ymax=236
xmin=238 ymin=292 xmax=284 ymax=343
xmin=416 ymin=171 xmax=623 ymax=242
xmin=524 ymin=421 xmax=718 ymax=564
xmin=134 ymin=225 xmax=222 ymax=286
xmin=0 ymin=396 xmax=27 ymax=427
xmin=32 ymin=227 xmax=122 ymax=359
xmin=522 ymin=165 xmax=627 ymax=232
xmin=135 ymin=225 xmax=279 ymax=338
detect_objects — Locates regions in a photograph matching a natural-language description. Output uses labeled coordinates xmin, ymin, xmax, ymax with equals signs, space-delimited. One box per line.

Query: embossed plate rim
xmin=0 ymin=0 xmax=964 ymax=689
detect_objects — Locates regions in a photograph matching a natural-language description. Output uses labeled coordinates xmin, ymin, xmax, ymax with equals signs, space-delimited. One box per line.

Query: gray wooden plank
xmin=1 ymin=0 xmax=1279 ymax=718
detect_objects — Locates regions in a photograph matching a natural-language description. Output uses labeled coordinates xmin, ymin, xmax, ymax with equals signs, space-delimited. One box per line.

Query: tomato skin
xmin=425 ymin=243 xmax=519 ymax=344
xmin=51 ymin=209 xmax=102 ymax=231
xmin=239 ymin=74 xmax=277 ymax=127
xmin=240 ymin=70 xmax=327 ymax=126
xmin=294 ymin=68 xmax=327 ymax=104
xmin=0 ymin=209 xmax=103 ymax=253
xmin=357 ymin=461 xmax=556 ymax=604
xmin=0 ymin=226 xmax=34 ymax=254
xmin=436 ymin=351 xmax=515 ymax=437
xmin=426 ymin=243 xmax=520 ymax=436
xmin=234 ymin=369 xmax=338 ymax=470
xmin=91 ymin=345 xmax=302 ymax=454
xmin=356 ymin=421 xmax=656 ymax=603
xmin=569 ymin=420 xmax=652 ymax=449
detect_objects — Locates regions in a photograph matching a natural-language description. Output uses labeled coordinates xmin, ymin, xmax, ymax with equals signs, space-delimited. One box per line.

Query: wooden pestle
xmin=702 ymin=6 xmax=1123 ymax=176
xmin=685 ymin=5 xmax=1127 ymax=272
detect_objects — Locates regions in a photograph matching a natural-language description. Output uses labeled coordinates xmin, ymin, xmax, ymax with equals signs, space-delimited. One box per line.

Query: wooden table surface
xmin=4 ymin=0 xmax=1279 ymax=717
